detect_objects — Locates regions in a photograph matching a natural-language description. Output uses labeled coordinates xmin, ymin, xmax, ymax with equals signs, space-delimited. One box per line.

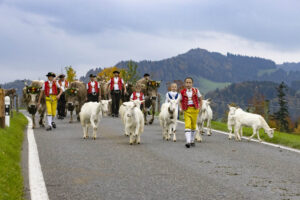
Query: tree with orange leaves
xmin=97 ymin=66 xmax=122 ymax=81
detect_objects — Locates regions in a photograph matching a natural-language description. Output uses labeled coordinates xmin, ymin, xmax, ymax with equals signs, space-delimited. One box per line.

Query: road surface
xmin=22 ymin=115 xmax=300 ymax=200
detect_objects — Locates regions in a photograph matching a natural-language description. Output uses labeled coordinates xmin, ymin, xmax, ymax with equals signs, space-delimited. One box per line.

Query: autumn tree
xmin=65 ymin=66 xmax=76 ymax=82
xmin=274 ymin=82 xmax=290 ymax=132
xmin=98 ymin=66 xmax=122 ymax=81
xmin=248 ymin=93 xmax=267 ymax=117
xmin=120 ymin=61 xmax=140 ymax=84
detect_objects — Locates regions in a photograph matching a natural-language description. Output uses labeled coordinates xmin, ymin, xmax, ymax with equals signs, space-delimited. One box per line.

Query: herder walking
xmin=37 ymin=72 xmax=63 ymax=131
xmin=86 ymin=74 xmax=101 ymax=102
xmin=57 ymin=74 xmax=68 ymax=119
xmin=107 ymin=70 xmax=127 ymax=117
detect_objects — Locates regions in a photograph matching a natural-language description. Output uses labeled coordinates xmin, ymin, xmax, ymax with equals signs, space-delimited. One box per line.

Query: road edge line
xmin=26 ymin=116 xmax=49 ymax=200
xmin=177 ymin=120 xmax=300 ymax=154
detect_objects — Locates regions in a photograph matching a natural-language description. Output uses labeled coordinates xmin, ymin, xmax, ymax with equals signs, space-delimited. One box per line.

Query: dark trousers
xmin=111 ymin=90 xmax=121 ymax=116
xmin=87 ymin=93 xmax=99 ymax=102
xmin=57 ymin=93 xmax=66 ymax=117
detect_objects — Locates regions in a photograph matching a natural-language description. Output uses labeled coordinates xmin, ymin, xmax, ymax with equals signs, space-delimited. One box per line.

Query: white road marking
xmin=177 ymin=120 xmax=300 ymax=154
xmin=26 ymin=116 xmax=49 ymax=200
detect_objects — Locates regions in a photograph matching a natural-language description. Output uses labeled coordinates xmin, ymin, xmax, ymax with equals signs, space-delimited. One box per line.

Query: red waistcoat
xmin=110 ymin=77 xmax=123 ymax=91
xmin=44 ymin=81 xmax=58 ymax=97
xmin=58 ymin=80 xmax=68 ymax=88
xmin=132 ymin=92 xmax=144 ymax=101
xmin=180 ymin=88 xmax=199 ymax=111
xmin=87 ymin=81 xmax=99 ymax=94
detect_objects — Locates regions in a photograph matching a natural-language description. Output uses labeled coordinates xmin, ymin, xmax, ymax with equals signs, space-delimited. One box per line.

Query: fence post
xmin=16 ymin=94 xmax=19 ymax=113
xmin=0 ymin=89 xmax=5 ymax=128
xmin=5 ymin=96 xmax=10 ymax=127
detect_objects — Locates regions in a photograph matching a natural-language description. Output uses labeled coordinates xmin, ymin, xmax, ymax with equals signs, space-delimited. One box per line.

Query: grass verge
xmin=211 ymin=121 xmax=300 ymax=150
xmin=0 ymin=112 xmax=28 ymax=200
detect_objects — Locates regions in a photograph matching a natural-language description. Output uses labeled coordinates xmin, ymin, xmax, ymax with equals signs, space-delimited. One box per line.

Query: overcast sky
xmin=1 ymin=0 xmax=300 ymax=83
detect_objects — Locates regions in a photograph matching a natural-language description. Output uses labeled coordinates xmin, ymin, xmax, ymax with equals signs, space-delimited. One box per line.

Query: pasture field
xmin=0 ymin=112 xmax=27 ymax=200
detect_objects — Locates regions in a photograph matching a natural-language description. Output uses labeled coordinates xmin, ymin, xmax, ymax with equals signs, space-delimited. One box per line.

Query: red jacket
xmin=58 ymin=80 xmax=68 ymax=88
xmin=180 ymin=88 xmax=199 ymax=111
xmin=87 ymin=81 xmax=99 ymax=94
xmin=44 ymin=81 xmax=58 ymax=97
xmin=132 ymin=92 xmax=144 ymax=101
xmin=110 ymin=77 xmax=123 ymax=91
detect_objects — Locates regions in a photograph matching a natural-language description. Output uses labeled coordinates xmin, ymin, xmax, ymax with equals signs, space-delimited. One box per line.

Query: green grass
xmin=0 ymin=112 xmax=28 ymax=200
xmin=210 ymin=121 xmax=300 ymax=150
xmin=193 ymin=76 xmax=231 ymax=94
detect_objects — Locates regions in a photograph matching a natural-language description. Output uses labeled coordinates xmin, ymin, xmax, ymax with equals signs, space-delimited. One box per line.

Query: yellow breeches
xmin=184 ymin=107 xmax=199 ymax=131
xmin=45 ymin=95 xmax=57 ymax=116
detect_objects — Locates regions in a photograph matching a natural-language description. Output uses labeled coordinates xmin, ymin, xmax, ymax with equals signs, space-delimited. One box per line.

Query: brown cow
xmin=65 ymin=81 xmax=87 ymax=123
xmin=23 ymin=81 xmax=46 ymax=128
xmin=137 ymin=78 xmax=161 ymax=125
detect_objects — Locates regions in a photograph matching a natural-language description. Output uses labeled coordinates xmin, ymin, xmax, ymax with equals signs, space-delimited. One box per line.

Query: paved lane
xmin=23 ymin=115 xmax=300 ymax=200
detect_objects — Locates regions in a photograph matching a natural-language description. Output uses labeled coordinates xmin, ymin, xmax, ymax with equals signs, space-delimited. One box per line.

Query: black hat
xmin=113 ymin=70 xmax=120 ymax=74
xmin=144 ymin=73 xmax=150 ymax=77
xmin=58 ymin=74 xmax=65 ymax=78
xmin=46 ymin=72 xmax=56 ymax=77
xmin=89 ymin=74 xmax=96 ymax=78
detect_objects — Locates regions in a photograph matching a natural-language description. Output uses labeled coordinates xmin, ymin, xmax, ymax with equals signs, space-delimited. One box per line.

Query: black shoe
xmin=51 ymin=122 xmax=56 ymax=129
xmin=115 ymin=114 xmax=119 ymax=118
xmin=111 ymin=114 xmax=115 ymax=118
xmin=191 ymin=143 xmax=195 ymax=147
xmin=185 ymin=143 xmax=191 ymax=148
xmin=46 ymin=126 xmax=52 ymax=131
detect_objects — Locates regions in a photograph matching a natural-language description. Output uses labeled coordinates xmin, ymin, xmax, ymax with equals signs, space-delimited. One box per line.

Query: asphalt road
xmin=22 ymin=115 xmax=300 ymax=200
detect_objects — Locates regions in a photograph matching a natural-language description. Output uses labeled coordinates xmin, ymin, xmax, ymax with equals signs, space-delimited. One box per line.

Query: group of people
xmin=37 ymin=71 xmax=203 ymax=148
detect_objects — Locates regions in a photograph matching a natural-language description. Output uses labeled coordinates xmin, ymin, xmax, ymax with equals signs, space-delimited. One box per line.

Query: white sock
xmin=191 ymin=131 xmax=195 ymax=143
xmin=52 ymin=115 xmax=55 ymax=122
xmin=47 ymin=115 xmax=52 ymax=127
xmin=185 ymin=132 xmax=191 ymax=144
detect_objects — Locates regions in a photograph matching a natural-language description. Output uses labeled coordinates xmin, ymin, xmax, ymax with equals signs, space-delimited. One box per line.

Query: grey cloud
xmin=3 ymin=0 xmax=300 ymax=49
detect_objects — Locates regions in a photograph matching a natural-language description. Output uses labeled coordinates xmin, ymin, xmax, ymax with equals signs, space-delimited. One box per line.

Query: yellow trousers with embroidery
xmin=45 ymin=95 xmax=57 ymax=116
xmin=184 ymin=107 xmax=199 ymax=131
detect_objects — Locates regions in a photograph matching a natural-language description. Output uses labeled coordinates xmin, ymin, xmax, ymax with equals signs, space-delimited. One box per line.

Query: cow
xmin=22 ymin=80 xmax=46 ymax=129
xmin=65 ymin=81 xmax=87 ymax=123
xmin=137 ymin=79 xmax=161 ymax=125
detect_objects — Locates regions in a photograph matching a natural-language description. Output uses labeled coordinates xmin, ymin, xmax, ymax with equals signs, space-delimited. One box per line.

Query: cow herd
xmin=23 ymin=80 xmax=274 ymax=145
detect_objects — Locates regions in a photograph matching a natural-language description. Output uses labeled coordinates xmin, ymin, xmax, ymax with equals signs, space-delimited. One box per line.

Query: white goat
xmin=79 ymin=100 xmax=111 ymax=140
xmin=159 ymin=99 xmax=179 ymax=142
xmin=123 ymin=101 xmax=144 ymax=145
xmin=227 ymin=105 xmax=243 ymax=140
xmin=230 ymin=107 xmax=275 ymax=142
xmin=119 ymin=100 xmax=144 ymax=136
xmin=195 ymin=99 xmax=213 ymax=142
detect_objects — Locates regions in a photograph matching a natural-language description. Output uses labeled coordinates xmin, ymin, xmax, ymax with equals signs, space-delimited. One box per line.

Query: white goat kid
xmin=119 ymin=100 xmax=144 ymax=136
xmin=195 ymin=99 xmax=213 ymax=142
xmin=79 ymin=100 xmax=111 ymax=140
xmin=227 ymin=105 xmax=243 ymax=140
xmin=232 ymin=107 xmax=275 ymax=142
xmin=159 ymin=99 xmax=179 ymax=142
xmin=124 ymin=101 xmax=144 ymax=145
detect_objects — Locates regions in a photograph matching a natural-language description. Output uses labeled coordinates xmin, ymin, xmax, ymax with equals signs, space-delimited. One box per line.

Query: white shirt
xmin=130 ymin=92 xmax=145 ymax=101
xmin=108 ymin=77 xmax=124 ymax=90
xmin=42 ymin=81 xmax=61 ymax=95
xmin=178 ymin=88 xmax=201 ymax=105
xmin=57 ymin=80 xmax=67 ymax=92
xmin=165 ymin=91 xmax=179 ymax=103
xmin=86 ymin=81 xmax=100 ymax=93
